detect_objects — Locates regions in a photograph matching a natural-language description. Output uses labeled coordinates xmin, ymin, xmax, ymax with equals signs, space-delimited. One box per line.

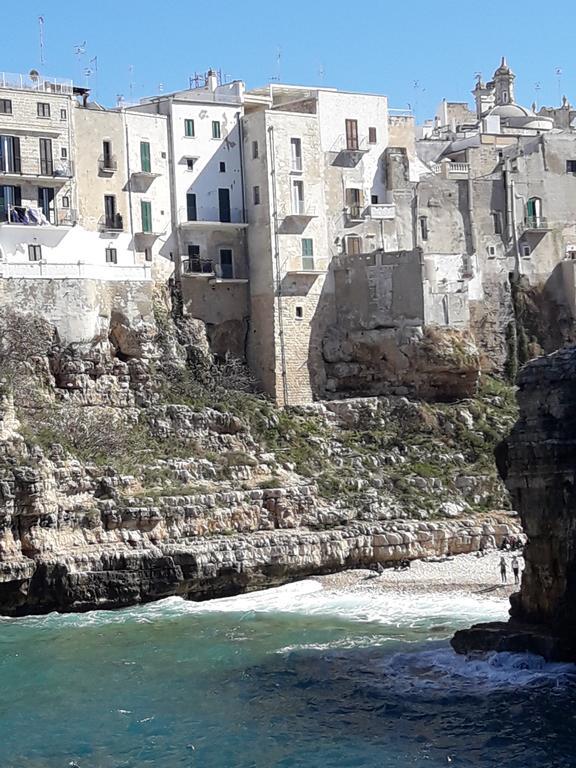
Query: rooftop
xmin=0 ymin=71 xmax=74 ymax=96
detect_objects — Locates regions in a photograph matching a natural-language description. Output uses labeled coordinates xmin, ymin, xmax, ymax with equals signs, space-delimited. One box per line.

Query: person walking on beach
xmin=500 ymin=556 xmax=507 ymax=584
xmin=511 ymin=556 xmax=520 ymax=585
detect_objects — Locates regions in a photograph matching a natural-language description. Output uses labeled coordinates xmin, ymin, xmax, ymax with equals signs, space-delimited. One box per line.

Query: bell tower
xmin=494 ymin=57 xmax=516 ymax=106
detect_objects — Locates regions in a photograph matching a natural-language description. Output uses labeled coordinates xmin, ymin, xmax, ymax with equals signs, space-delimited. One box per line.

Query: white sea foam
xmin=0 ymin=578 xmax=508 ymax=632
xmin=378 ymin=648 xmax=576 ymax=694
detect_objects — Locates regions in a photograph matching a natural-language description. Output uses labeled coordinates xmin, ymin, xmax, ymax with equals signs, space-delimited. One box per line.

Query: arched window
xmin=526 ymin=196 xmax=543 ymax=225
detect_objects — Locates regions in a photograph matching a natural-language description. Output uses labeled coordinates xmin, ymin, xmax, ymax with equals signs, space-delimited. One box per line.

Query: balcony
xmin=345 ymin=205 xmax=364 ymax=224
xmin=1 ymin=205 xmax=77 ymax=227
xmin=365 ymin=203 xmax=395 ymax=220
xmin=131 ymin=168 xmax=161 ymax=181
xmin=178 ymin=208 xmax=248 ymax=230
xmin=330 ymin=135 xmax=369 ymax=167
xmin=523 ymin=216 xmax=550 ymax=233
xmin=0 ymin=159 xmax=74 ymax=183
xmin=98 ymin=213 xmax=124 ymax=233
xmin=430 ymin=161 xmax=470 ymax=178
xmin=98 ymin=155 xmax=118 ymax=175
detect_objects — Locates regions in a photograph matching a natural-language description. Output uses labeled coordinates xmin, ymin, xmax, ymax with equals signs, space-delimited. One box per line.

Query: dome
xmin=489 ymin=103 xmax=531 ymax=119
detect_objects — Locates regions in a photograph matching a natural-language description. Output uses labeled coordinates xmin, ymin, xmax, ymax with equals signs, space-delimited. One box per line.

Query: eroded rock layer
xmin=452 ymin=347 xmax=576 ymax=660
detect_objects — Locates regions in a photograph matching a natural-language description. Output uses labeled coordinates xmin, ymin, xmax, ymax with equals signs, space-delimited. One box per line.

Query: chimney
xmin=206 ymin=69 xmax=218 ymax=92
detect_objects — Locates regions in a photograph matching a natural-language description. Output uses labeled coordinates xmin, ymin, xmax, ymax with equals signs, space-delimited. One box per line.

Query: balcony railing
xmin=183 ymin=257 xmax=215 ymax=275
xmin=524 ymin=216 xmax=549 ymax=231
xmin=346 ymin=204 xmax=364 ymax=222
xmin=1 ymin=205 xmax=77 ymax=226
xmin=0 ymin=72 xmax=73 ymax=95
xmin=0 ymin=159 xmax=74 ymax=179
xmin=98 ymin=155 xmax=118 ymax=173
xmin=98 ymin=213 xmax=124 ymax=232
xmin=365 ymin=203 xmax=395 ymax=220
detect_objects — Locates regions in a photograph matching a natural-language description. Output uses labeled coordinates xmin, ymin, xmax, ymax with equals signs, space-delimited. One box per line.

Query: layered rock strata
xmin=452 ymin=347 xmax=576 ymax=661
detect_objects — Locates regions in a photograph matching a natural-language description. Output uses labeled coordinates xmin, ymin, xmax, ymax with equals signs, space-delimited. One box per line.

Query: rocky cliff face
xmin=0 ymin=298 xmax=519 ymax=615
xmin=452 ymin=347 xmax=576 ymax=661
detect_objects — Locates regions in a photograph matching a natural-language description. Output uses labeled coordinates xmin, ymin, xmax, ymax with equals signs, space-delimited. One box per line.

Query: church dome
xmin=489 ymin=103 xmax=531 ymax=118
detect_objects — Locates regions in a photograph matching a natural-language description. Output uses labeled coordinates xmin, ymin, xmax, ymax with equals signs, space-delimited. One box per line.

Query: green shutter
xmin=185 ymin=119 xmax=195 ymax=137
xmin=302 ymin=238 xmax=314 ymax=270
xmin=140 ymin=141 xmax=151 ymax=173
xmin=141 ymin=201 xmax=152 ymax=233
xmin=212 ymin=121 xmax=221 ymax=139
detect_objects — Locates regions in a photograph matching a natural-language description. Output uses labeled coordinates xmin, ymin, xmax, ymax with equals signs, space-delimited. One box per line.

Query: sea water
xmin=0 ymin=580 xmax=575 ymax=767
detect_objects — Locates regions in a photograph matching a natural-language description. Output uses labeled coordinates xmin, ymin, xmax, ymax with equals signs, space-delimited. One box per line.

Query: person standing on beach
xmin=511 ymin=556 xmax=520 ymax=585
xmin=500 ymin=556 xmax=507 ymax=584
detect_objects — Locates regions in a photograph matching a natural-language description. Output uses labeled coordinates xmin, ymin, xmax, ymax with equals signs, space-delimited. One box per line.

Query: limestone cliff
xmin=452 ymin=347 xmax=576 ymax=661
xmin=0 ymin=297 xmax=519 ymax=615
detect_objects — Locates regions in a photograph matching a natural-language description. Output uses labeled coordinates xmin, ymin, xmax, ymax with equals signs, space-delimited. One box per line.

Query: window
xmin=105 ymin=247 xmax=117 ymax=263
xmin=220 ymin=249 xmax=233 ymax=279
xmin=345 ymin=119 xmax=359 ymax=150
xmin=60 ymin=108 xmax=67 ymax=121
xmin=184 ymin=119 xmax=195 ymax=137
xmin=219 ymin=161 xmax=226 ymax=173
xmin=346 ymin=188 xmax=363 ymax=219
xmin=253 ymin=186 xmax=260 ymax=205
xmin=186 ymin=192 xmax=197 ymax=221
xmin=212 ymin=121 xmax=221 ymax=139
xmin=302 ymin=238 xmax=314 ymax=270
xmin=252 ymin=141 xmax=259 ymax=159
xmin=526 ymin=197 xmax=543 ymax=225
xmin=104 ymin=195 xmax=118 ymax=229
xmin=102 ymin=140 xmax=114 ymax=170
xmin=292 ymin=180 xmax=304 ymax=214
xmin=492 ymin=212 xmax=503 ymax=235
xmin=186 ymin=157 xmax=195 ymax=171
xmin=61 ymin=147 xmax=68 ymax=159
xmin=140 ymin=141 xmax=151 ymax=173
xmin=487 ymin=245 xmax=496 ymax=257
xmin=368 ymin=127 xmax=377 ymax=144
xmin=0 ymin=185 xmax=21 ymax=221
xmin=420 ymin=216 xmax=429 ymax=241
xmin=0 ymin=135 xmax=21 ymax=173
xmin=187 ymin=244 xmax=210 ymax=273
xmin=38 ymin=187 xmax=54 ymax=221
xmin=290 ymin=138 xmax=302 ymax=171
xmin=62 ymin=196 xmax=70 ymax=208
xmin=37 ymin=102 xmax=50 ymax=118
xmin=39 ymin=138 xmax=53 ymax=176
xmin=28 ymin=244 xmax=42 ymax=261
xmin=218 ymin=188 xmax=231 ymax=222
xmin=141 ymin=200 xmax=152 ymax=233
xmin=0 ymin=100 xmax=12 ymax=115
xmin=144 ymin=247 xmax=152 ymax=262
xmin=567 ymin=160 xmax=576 ymax=173
xmin=295 ymin=306 xmax=303 ymax=320
xmin=521 ymin=244 xmax=531 ymax=257
xmin=345 ymin=235 xmax=362 ymax=255
xmin=371 ymin=194 xmax=379 ymax=204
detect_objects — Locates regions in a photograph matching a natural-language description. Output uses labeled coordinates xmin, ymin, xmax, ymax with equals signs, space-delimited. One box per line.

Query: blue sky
xmin=2 ymin=0 xmax=574 ymax=120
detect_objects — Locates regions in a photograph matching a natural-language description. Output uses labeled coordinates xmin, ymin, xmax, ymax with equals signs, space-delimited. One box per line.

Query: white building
xmin=132 ymin=71 xmax=249 ymax=282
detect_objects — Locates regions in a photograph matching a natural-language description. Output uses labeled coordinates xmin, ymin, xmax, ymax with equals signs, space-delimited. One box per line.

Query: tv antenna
xmin=556 ymin=67 xmax=563 ymax=105
xmin=534 ymin=81 xmax=541 ymax=110
xmin=38 ymin=16 xmax=46 ymax=66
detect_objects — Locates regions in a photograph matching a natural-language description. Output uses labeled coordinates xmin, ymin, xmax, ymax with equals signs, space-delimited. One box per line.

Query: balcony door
xmin=38 ymin=187 xmax=55 ymax=222
xmin=345 ymin=119 xmax=359 ymax=151
xmin=220 ymin=249 xmax=233 ymax=279
xmin=104 ymin=195 xmax=117 ymax=228
xmin=218 ymin=188 xmax=231 ymax=223
xmin=39 ymin=138 xmax=53 ymax=176
xmin=0 ymin=185 xmax=21 ymax=221
xmin=0 ymin=136 xmax=21 ymax=174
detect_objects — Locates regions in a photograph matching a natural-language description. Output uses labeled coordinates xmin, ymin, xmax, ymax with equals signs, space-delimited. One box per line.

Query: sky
xmin=2 ymin=0 xmax=575 ymax=121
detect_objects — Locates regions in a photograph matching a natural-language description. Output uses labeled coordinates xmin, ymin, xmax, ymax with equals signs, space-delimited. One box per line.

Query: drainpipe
xmin=123 ymin=109 xmax=137 ymax=264
xmin=166 ymin=96 xmax=183 ymax=292
xmin=268 ymin=123 xmax=290 ymax=407
xmin=236 ymin=110 xmax=248 ymax=280
xmin=510 ymin=178 xmax=522 ymax=277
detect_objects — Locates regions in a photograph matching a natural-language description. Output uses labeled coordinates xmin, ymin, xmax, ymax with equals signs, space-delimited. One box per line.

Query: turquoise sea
xmin=1 ymin=580 xmax=575 ymax=767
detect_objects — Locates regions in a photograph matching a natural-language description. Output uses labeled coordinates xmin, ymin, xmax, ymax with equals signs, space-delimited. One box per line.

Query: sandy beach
xmin=315 ymin=550 xmax=524 ymax=600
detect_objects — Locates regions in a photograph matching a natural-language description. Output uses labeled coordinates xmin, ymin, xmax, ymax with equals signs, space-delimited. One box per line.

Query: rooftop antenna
xmin=534 ymin=81 xmax=541 ymax=111
xmin=276 ymin=46 xmax=282 ymax=82
xmin=128 ymin=64 xmax=134 ymax=101
xmin=38 ymin=16 xmax=45 ymax=66
xmin=318 ymin=63 xmax=325 ymax=83
xmin=556 ymin=67 xmax=563 ymax=105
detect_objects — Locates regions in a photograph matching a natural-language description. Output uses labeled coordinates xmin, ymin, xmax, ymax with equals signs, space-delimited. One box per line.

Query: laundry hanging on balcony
xmin=8 ymin=206 xmax=50 ymax=225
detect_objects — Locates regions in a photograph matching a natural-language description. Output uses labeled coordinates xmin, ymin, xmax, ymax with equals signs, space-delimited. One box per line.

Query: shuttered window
xmin=184 ymin=119 xmax=195 ymax=137
xmin=141 ymin=201 xmax=152 ymax=233
xmin=140 ymin=141 xmax=151 ymax=173
xmin=301 ymin=238 xmax=314 ymax=271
